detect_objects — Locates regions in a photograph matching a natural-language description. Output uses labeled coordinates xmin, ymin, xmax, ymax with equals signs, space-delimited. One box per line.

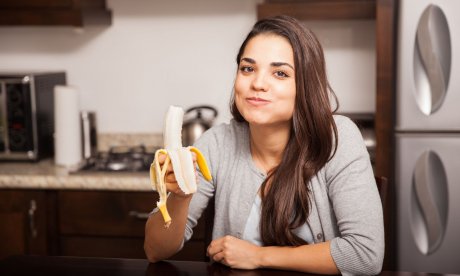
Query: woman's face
xmin=234 ymin=33 xmax=296 ymax=127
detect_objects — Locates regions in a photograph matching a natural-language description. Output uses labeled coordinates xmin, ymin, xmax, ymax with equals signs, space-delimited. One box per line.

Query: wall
xmin=0 ymin=0 xmax=375 ymax=133
xmin=309 ymin=20 xmax=376 ymax=113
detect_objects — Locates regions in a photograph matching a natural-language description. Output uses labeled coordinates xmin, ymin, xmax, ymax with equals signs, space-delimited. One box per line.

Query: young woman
xmin=144 ymin=15 xmax=384 ymax=275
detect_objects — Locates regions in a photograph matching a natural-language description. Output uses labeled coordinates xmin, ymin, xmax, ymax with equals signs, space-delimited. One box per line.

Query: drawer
xmin=58 ymin=191 xmax=206 ymax=239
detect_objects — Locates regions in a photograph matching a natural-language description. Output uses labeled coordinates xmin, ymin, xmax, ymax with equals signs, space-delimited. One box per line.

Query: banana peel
xmin=150 ymin=106 xmax=212 ymax=228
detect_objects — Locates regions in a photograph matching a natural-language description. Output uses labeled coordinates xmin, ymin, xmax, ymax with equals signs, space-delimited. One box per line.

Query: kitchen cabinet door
xmin=57 ymin=190 xmax=211 ymax=261
xmin=0 ymin=0 xmax=111 ymax=27
xmin=0 ymin=0 xmax=75 ymax=9
xmin=0 ymin=190 xmax=48 ymax=258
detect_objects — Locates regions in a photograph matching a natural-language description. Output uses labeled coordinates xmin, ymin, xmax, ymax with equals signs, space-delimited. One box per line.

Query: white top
xmin=242 ymin=195 xmax=314 ymax=246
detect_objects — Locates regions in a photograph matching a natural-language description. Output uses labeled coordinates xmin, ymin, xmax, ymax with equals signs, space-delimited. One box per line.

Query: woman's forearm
xmin=258 ymin=241 xmax=339 ymax=275
xmin=144 ymin=194 xmax=192 ymax=262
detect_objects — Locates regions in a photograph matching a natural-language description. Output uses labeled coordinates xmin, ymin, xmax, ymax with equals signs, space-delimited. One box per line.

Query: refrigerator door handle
xmin=412 ymin=150 xmax=449 ymax=255
xmin=414 ymin=4 xmax=451 ymax=115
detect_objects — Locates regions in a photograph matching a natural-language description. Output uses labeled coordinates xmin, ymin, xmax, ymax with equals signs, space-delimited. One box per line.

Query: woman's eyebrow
xmin=240 ymin=57 xmax=256 ymax=64
xmin=271 ymin=62 xmax=294 ymax=70
xmin=240 ymin=57 xmax=294 ymax=70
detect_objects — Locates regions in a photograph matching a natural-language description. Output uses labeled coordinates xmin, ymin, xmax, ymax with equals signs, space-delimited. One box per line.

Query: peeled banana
xmin=150 ymin=106 xmax=212 ymax=228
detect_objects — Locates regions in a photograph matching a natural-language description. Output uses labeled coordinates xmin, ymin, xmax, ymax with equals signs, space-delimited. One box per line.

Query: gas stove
xmin=78 ymin=145 xmax=158 ymax=172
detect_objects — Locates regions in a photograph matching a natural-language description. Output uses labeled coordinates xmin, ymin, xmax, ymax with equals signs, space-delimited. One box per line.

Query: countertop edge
xmin=0 ymin=174 xmax=153 ymax=192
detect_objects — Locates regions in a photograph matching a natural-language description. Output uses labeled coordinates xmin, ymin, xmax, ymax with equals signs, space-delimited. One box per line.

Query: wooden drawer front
xmin=60 ymin=236 xmax=206 ymax=261
xmin=0 ymin=213 xmax=25 ymax=258
xmin=0 ymin=190 xmax=48 ymax=256
xmin=58 ymin=190 xmax=206 ymax=239
xmin=59 ymin=191 xmax=157 ymax=237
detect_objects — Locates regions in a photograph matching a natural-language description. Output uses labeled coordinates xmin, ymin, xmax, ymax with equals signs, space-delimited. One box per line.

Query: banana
xmin=150 ymin=106 xmax=212 ymax=228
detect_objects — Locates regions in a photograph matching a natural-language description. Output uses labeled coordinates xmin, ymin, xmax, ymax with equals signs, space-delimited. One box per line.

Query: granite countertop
xmin=0 ymin=159 xmax=152 ymax=192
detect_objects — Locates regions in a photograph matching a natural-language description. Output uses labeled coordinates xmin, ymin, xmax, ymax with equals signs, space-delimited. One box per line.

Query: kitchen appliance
xmin=77 ymin=145 xmax=157 ymax=172
xmin=0 ymin=72 xmax=66 ymax=161
xmin=395 ymin=1 xmax=460 ymax=273
xmin=340 ymin=113 xmax=375 ymax=165
xmin=80 ymin=111 xmax=97 ymax=160
xmin=181 ymin=105 xmax=218 ymax=146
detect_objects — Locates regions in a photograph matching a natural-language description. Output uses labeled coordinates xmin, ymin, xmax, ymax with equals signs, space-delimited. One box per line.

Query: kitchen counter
xmin=0 ymin=159 xmax=152 ymax=191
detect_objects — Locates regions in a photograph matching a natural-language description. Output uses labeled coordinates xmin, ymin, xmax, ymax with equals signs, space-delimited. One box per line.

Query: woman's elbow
xmin=144 ymin=239 xmax=184 ymax=263
xmin=342 ymin=254 xmax=383 ymax=276
xmin=366 ymin=256 xmax=384 ymax=275
xmin=334 ymin=237 xmax=384 ymax=275
xmin=361 ymin=244 xmax=385 ymax=275
xmin=144 ymin=242 xmax=162 ymax=263
xmin=369 ymin=235 xmax=385 ymax=274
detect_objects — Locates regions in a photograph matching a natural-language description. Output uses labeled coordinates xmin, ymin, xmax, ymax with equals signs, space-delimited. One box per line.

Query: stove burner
xmin=79 ymin=145 xmax=157 ymax=172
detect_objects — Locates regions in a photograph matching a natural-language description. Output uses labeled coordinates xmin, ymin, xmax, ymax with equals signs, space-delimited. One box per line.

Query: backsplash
xmin=97 ymin=133 xmax=163 ymax=152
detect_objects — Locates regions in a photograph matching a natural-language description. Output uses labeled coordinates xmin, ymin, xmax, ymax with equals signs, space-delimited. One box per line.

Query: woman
xmin=144 ymin=15 xmax=384 ymax=275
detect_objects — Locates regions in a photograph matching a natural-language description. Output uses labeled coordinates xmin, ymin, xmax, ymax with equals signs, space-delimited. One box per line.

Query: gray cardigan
xmin=184 ymin=115 xmax=384 ymax=275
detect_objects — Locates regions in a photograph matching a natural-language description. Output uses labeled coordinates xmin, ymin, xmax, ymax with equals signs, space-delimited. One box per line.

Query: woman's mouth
xmin=246 ymin=97 xmax=270 ymax=106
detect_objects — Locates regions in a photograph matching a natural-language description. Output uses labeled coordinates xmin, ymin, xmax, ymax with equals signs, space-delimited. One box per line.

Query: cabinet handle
xmin=28 ymin=200 xmax=38 ymax=238
xmin=128 ymin=211 xmax=150 ymax=220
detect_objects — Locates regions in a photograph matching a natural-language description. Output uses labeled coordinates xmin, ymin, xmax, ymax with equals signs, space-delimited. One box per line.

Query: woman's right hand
xmin=156 ymin=152 xmax=198 ymax=198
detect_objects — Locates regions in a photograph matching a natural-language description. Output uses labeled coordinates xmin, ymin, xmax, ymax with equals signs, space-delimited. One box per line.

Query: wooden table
xmin=0 ymin=255 xmax=458 ymax=276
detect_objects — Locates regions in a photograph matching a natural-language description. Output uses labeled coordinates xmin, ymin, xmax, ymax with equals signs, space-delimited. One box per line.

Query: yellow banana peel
xmin=150 ymin=106 xmax=212 ymax=228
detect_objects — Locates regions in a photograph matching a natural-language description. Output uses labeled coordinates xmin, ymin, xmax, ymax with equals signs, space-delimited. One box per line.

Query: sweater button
xmin=316 ymin=233 xmax=323 ymax=240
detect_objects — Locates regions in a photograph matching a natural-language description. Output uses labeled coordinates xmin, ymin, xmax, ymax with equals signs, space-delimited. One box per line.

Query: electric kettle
xmin=182 ymin=105 xmax=218 ymax=146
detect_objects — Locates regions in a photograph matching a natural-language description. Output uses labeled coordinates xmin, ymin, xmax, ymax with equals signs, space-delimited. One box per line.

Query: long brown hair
xmin=230 ymin=15 xmax=339 ymax=246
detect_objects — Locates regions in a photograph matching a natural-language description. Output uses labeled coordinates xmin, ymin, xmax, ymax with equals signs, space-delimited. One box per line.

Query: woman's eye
xmin=240 ymin=66 xmax=253 ymax=73
xmin=274 ymin=71 xmax=288 ymax=78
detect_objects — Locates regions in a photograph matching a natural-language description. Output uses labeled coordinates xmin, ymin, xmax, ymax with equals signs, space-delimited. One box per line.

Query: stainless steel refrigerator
xmin=395 ymin=0 xmax=460 ymax=273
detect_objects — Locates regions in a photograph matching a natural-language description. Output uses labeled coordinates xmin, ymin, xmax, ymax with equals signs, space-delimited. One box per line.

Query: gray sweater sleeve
xmin=327 ymin=116 xmax=385 ymax=275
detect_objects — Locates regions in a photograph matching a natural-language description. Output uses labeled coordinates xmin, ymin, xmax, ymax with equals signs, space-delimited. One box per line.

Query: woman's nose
xmin=251 ymin=72 xmax=269 ymax=92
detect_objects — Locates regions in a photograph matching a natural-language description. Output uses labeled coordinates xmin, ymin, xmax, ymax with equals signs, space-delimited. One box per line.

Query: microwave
xmin=0 ymin=72 xmax=66 ymax=161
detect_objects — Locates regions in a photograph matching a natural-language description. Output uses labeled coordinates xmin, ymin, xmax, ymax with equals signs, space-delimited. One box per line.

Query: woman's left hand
xmin=207 ymin=235 xmax=262 ymax=269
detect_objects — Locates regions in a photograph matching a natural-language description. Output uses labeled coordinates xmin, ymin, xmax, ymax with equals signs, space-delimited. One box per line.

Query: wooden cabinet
xmin=375 ymin=0 xmax=397 ymax=270
xmin=0 ymin=189 xmax=212 ymax=261
xmin=56 ymin=190 xmax=210 ymax=261
xmin=0 ymin=190 xmax=49 ymax=258
xmin=0 ymin=0 xmax=111 ymax=26
xmin=58 ymin=191 xmax=209 ymax=261
xmin=258 ymin=0 xmax=376 ymax=20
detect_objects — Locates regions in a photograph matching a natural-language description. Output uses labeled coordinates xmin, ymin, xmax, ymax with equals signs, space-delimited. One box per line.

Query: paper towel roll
xmin=54 ymin=85 xmax=82 ymax=168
